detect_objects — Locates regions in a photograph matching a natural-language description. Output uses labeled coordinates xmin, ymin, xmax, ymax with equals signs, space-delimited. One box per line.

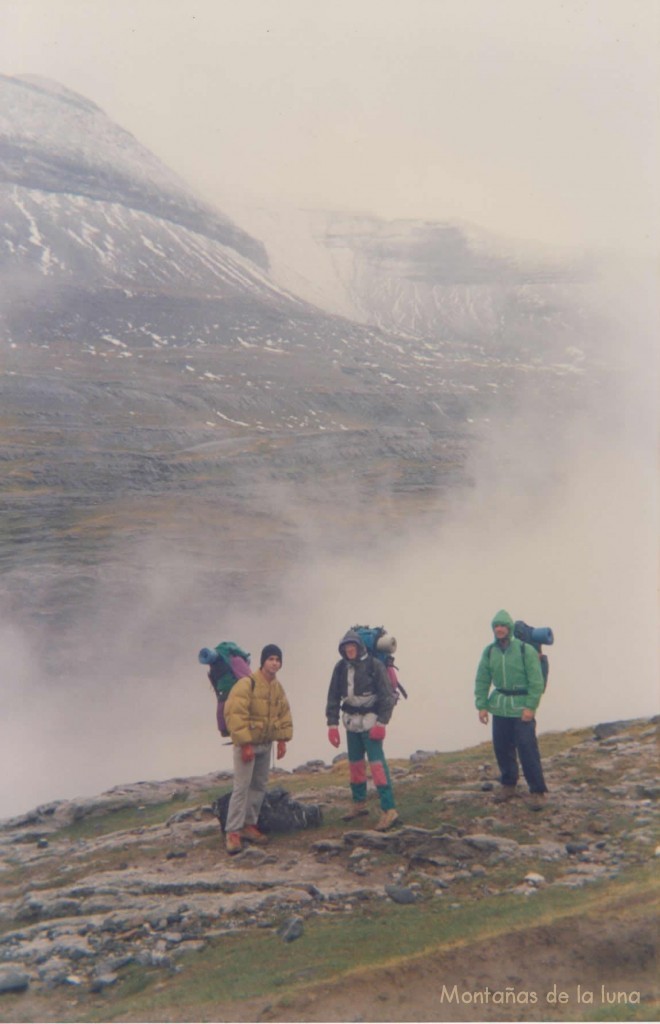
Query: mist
xmin=1 ymin=1 xmax=657 ymax=257
xmin=1 ymin=264 xmax=656 ymax=820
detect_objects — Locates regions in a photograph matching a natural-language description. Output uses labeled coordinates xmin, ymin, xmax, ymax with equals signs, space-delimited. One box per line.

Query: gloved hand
xmin=369 ymin=724 xmax=386 ymax=741
xmin=241 ymin=743 xmax=255 ymax=763
xmin=328 ymin=727 xmax=341 ymax=748
xmin=276 ymin=740 xmax=287 ymax=760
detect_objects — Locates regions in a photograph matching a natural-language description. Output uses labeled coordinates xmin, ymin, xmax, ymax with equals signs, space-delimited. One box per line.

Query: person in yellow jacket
xmin=223 ymin=644 xmax=293 ymax=855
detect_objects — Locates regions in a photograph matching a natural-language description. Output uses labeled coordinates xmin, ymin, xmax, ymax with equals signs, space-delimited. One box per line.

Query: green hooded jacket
xmin=474 ymin=609 xmax=545 ymax=718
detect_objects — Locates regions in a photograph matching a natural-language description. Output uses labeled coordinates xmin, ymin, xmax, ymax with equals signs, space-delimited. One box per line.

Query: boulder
xmin=0 ymin=969 xmax=30 ymax=994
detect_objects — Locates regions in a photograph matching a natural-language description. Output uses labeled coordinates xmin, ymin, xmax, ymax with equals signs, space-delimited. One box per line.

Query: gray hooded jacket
xmin=325 ymin=630 xmax=395 ymax=731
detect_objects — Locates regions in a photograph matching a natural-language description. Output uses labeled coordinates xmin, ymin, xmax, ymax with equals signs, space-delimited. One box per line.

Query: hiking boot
xmin=225 ymin=832 xmax=243 ymax=855
xmin=341 ymin=802 xmax=369 ymax=821
xmin=373 ymin=809 xmax=400 ymax=831
xmin=527 ymin=793 xmax=546 ymax=811
xmin=493 ymin=785 xmax=517 ymax=803
xmin=241 ymin=824 xmax=269 ymax=845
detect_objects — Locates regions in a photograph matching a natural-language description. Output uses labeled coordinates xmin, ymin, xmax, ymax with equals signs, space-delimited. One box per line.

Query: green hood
xmin=491 ymin=609 xmax=514 ymax=633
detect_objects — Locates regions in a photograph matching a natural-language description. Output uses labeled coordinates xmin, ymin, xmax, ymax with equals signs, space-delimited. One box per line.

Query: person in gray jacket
xmin=326 ymin=629 xmax=399 ymax=831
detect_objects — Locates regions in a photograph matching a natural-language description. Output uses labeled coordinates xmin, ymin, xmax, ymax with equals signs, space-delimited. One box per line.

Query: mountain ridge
xmin=0 ymin=74 xmax=267 ymax=269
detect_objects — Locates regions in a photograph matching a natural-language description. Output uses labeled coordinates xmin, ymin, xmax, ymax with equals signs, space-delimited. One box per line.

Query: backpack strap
xmin=339 ymin=656 xmax=378 ymax=713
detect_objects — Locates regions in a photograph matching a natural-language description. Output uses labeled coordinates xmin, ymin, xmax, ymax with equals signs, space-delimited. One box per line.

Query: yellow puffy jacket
xmin=224 ymin=668 xmax=293 ymax=747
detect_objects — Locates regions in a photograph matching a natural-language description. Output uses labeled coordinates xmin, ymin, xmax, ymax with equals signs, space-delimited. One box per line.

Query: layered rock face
xmin=0 ymin=75 xmax=600 ymax=632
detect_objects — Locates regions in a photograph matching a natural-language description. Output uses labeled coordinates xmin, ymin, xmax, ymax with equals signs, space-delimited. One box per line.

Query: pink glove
xmin=241 ymin=743 xmax=255 ymax=763
xmin=328 ymin=727 xmax=341 ymax=748
xmin=276 ymin=740 xmax=287 ymax=760
xmin=369 ymin=724 xmax=386 ymax=741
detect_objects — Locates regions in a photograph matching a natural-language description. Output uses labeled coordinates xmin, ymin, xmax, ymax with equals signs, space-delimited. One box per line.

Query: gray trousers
xmin=225 ymin=743 xmax=272 ymax=834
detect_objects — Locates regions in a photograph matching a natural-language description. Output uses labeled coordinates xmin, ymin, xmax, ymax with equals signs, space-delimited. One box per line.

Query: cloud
xmin=0 ymin=0 xmax=657 ymax=253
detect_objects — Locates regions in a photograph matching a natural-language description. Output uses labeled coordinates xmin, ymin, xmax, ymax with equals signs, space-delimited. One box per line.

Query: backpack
xmin=349 ymin=624 xmax=408 ymax=701
xmin=487 ymin=620 xmax=554 ymax=691
xmin=212 ymin=786 xmax=323 ymax=835
xmin=198 ymin=641 xmax=253 ymax=737
xmin=514 ymin=620 xmax=553 ymax=689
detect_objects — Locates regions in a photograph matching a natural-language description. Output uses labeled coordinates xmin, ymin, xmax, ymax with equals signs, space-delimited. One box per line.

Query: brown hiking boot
xmin=225 ymin=832 xmax=243 ymax=855
xmin=527 ymin=793 xmax=546 ymax=811
xmin=341 ymin=802 xmax=369 ymax=821
xmin=374 ymin=809 xmax=400 ymax=831
xmin=241 ymin=824 xmax=269 ymax=845
xmin=493 ymin=785 xmax=517 ymax=803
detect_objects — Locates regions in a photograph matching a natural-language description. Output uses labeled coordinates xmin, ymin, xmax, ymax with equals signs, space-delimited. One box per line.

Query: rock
xmin=38 ymin=958 xmax=72 ymax=989
xmin=343 ymin=830 xmax=393 ymax=850
xmin=310 ymin=839 xmax=344 ymax=856
xmin=277 ymin=917 xmax=304 ymax=942
xmin=292 ymin=761 xmax=328 ymax=774
xmin=51 ymin=937 xmax=95 ymax=961
xmin=566 ymin=841 xmax=590 ymax=855
xmin=384 ymin=885 xmax=418 ymax=905
xmin=0 ymin=969 xmax=30 ymax=994
xmin=522 ymin=841 xmax=567 ymax=861
xmin=464 ymin=834 xmax=520 ymax=856
xmin=524 ymin=873 xmax=546 ymax=887
xmin=409 ymin=750 xmax=439 ymax=764
xmin=90 ymin=972 xmax=118 ymax=992
xmin=233 ymin=848 xmax=277 ymax=867
xmin=593 ymin=720 xmax=637 ymax=740
xmin=636 ymin=784 xmax=660 ymax=800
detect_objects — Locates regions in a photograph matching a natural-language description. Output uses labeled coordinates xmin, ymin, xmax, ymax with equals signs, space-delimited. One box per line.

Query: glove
xmin=276 ymin=740 xmax=287 ymax=760
xmin=369 ymin=724 xmax=386 ymax=741
xmin=328 ymin=727 xmax=341 ymax=748
xmin=241 ymin=743 xmax=255 ymax=763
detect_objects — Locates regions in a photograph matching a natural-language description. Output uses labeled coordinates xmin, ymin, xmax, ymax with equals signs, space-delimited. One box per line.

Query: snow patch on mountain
xmin=0 ymin=74 xmax=266 ymax=268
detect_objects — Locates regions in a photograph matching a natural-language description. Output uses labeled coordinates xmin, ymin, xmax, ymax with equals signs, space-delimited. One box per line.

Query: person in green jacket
xmin=475 ymin=609 xmax=548 ymax=810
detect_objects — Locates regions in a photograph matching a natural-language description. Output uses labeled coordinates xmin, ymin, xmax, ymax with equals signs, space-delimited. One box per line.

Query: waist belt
xmin=495 ymin=688 xmax=528 ymax=696
xmin=341 ymin=702 xmax=376 ymax=715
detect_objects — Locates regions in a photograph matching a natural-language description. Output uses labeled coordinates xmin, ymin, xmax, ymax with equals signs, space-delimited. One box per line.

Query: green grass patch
xmin=582 ymin=1001 xmax=659 ymax=1022
xmin=51 ymin=791 xmax=219 ymax=843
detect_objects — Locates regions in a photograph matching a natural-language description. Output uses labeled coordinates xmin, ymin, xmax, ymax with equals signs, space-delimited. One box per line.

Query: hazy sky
xmin=1 ymin=0 xmax=658 ymax=255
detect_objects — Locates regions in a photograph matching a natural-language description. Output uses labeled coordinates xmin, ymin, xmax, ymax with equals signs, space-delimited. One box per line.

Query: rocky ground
xmin=0 ymin=717 xmax=657 ymax=1022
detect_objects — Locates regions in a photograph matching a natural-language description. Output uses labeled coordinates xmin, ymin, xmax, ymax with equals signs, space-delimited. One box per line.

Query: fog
xmin=1 ymin=265 xmax=656 ymax=819
xmin=1 ymin=0 xmax=658 ymax=256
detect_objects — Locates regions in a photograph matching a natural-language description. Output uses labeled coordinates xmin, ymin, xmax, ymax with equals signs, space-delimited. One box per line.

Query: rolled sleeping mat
xmin=530 ymin=627 xmax=554 ymax=646
xmin=198 ymin=647 xmax=219 ymax=665
xmin=228 ymin=654 xmax=252 ymax=678
xmin=375 ymin=632 xmax=397 ymax=655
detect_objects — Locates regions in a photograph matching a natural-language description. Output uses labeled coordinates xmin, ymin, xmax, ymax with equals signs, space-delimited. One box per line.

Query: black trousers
xmin=492 ymin=716 xmax=547 ymax=793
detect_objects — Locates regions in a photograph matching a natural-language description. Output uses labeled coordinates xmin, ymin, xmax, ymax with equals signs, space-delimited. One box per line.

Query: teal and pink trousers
xmin=346 ymin=730 xmax=396 ymax=811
